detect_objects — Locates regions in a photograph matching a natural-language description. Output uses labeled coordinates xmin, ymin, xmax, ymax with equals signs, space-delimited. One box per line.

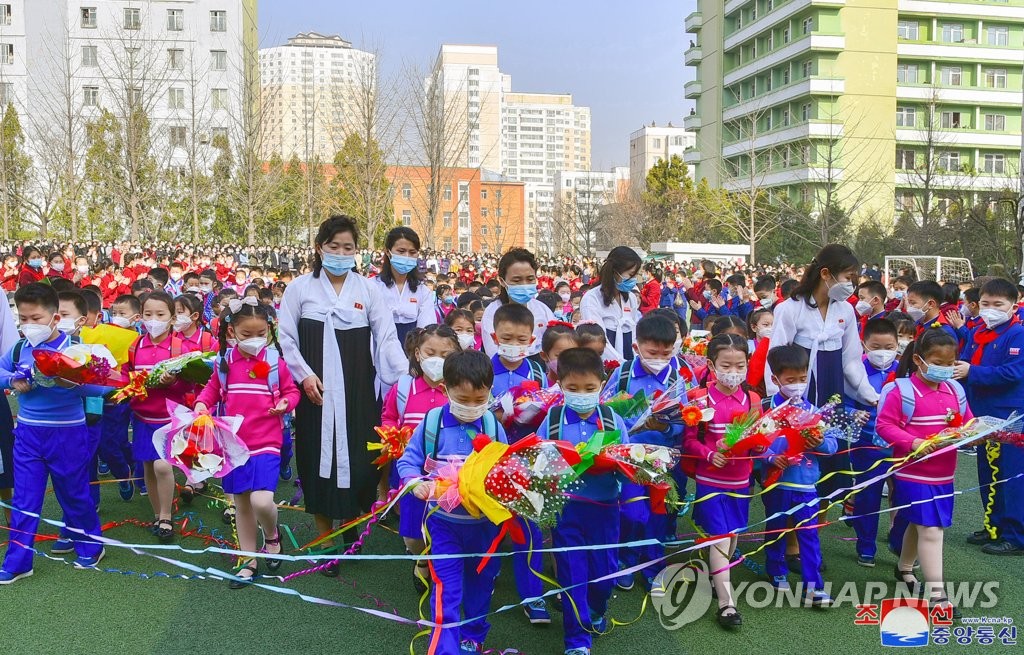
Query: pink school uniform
xmin=129 ymin=334 xmax=199 ymax=462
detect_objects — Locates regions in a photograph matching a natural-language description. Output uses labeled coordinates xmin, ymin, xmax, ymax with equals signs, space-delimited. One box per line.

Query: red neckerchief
xmin=971 ymin=315 xmax=1019 ymax=365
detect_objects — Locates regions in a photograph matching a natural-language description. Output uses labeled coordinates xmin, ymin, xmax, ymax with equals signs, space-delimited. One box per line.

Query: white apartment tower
xmin=431 ymin=44 xmax=505 ymax=171
xmin=629 ymin=122 xmax=695 ymax=191
xmin=259 ymin=32 xmax=376 ymax=161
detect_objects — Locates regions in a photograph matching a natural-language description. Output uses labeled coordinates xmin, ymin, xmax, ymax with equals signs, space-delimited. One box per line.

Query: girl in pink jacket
xmin=195 ymin=301 xmax=300 ymax=588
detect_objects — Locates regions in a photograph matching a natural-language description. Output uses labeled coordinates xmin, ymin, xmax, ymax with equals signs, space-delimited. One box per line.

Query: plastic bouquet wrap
xmin=601 ymin=389 xmax=649 ymax=423
xmin=80 ymin=324 xmax=140 ymax=366
xmin=597 ymin=443 xmax=681 ymax=511
xmin=152 ymin=401 xmax=249 ymax=484
xmin=919 ymin=413 xmax=1023 ymax=452
xmin=818 ymin=395 xmax=869 ymax=442
xmin=112 ymin=351 xmax=216 ymax=403
xmin=627 ymin=377 xmax=709 ymax=433
xmin=491 ymin=380 xmax=563 ymax=428
xmin=367 ymin=425 xmax=414 ymax=469
xmin=31 ymin=344 xmax=127 ymax=388
xmin=681 ymin=333 xmax=709 ymax=370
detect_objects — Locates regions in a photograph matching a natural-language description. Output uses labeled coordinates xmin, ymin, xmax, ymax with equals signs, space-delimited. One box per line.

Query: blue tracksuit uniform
xmin=845 ymin=358 xmax=898 ymax=559
xmin=0 ymin=332 xmax=107 ymax=573
xmin=764 ymin=394 xmax=838 ymax=589
xmin=724 ymin=295 xmax=754 ymax=321
xmin=538 ymin=405 xmax=628 ymax=651
xmin=397 ymin=406 xmax=507 ymax=654
xmin=960 ymin=320 xmax=1024 ymax=547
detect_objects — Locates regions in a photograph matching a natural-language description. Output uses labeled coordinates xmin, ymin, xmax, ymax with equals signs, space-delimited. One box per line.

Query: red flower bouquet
xmin=152 ymin=401 xmax=249 ymax=484
xmin=367 ymin=425 xmax=414 ymax=469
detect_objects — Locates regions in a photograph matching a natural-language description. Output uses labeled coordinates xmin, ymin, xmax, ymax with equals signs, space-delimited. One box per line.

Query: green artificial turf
xmin=0 ymin=423 xmax=1019 ymax=654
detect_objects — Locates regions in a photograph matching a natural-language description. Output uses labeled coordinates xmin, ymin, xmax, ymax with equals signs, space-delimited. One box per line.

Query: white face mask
xmin=449 ymin=398 xmax=488 ymax=423
xmin=757 ymin=326 xmax=773 ymax=339
xmin=77 ymin=265 xmax=89 ymax=274
xmin=420 ymin=355 xmax=446 ymax=382
xmin=979 ymin=308 xmax=1011 ymax=329
xmin=897 ymin=338 xmax=911 ymax=355
xmin=779 ymin=382 xmax=807 ymax=399
xmin=110 ymin=316 xmax=132 ymax=329
xmin=22 ymin=322 xmax=55 ymax=347
xmin=867 ymin=349 xmax=898 ymax=370
xmin=51 ymin=262 xmax=65 ymax=272
xmin=855 ymin=300 xmax=873 ymax=317
xmin=717 ymin=370 xmax=746 ymax=389
xmin=172 ymin=314 xmax=193 ymax=332
xmin=759 ymin=296 xmax=775 ymax=308
xmin=237 ymin=337 xmax=267 ymax=356
xmin=905 ymin=305 xmax=926 ymax=322
xmin=457 ymin=333 xmax=475 ymax=350
xmin=143 ymin=319 xmax=169 ymax=338
xmin=496 ymin=343 xmax=530 ymax=363
xmin=827 ymin=276 xmax=855 ymax=302
xmin=227 ymin=337 xmax=238 ymax=348
xmin=57 ymin=318 xmax=79 ymax=334
xmin=639 ymin=355 xmax=671 ymax=375
xmin=559 ymin=292 xmax=571 ymax=303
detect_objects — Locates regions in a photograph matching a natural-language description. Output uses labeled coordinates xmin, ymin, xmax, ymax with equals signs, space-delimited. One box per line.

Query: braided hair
xmin=217 ymin=300 xmax=281 ymax=376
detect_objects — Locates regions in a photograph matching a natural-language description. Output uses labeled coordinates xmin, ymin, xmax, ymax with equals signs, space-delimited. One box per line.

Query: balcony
xmin=896 ymin=83 xmax=1020 ymax=107
xmin=685 ymin=11 xmax=702 ymax=33
xmin=684 ymin=113 xmax=702 ymax=130
xmin=684 ymin=149 xmax=701 ymax=165
xmin=723 ymin=77 xmax=845 ymax=122
xmin=897 ymin=42 xmax=1021 ymax=65
xmin=722 ymin=166 xmax=844 ymax=192
xmin=724 ymin=34 xmax=845 ymax=86
xmin=684 ymin=79 xmax=703 ymax=99
xmin=895 ymin=128 xmax=1020 ymax=149
xmin=722 ymin=120 xmax=842 ymax=158
xmin=685 ymin=45 xmax=702 ymax=66
xmin=899 ymin=0 xmax=1024 ymax=20
xmin=724 ymin=0 xmax=846 ymax=51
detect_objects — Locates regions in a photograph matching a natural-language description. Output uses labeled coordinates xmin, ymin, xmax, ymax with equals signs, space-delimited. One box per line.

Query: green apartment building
xmin=684 ymin=0 xmax=1024 ymax=224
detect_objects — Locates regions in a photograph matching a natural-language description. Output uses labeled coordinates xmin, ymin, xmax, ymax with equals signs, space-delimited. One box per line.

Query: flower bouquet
xmin=601 ymin=389 xmax=649 ymax=423
xmin=367 ymin=425 xmax=414 ymax=469
xmin=80 ymin=324 xmax=140 ymax=366
xmin=918 ymin=414 xmax=1024 ymax=453
xmin=31 ymin=343 xmax=127 ymax=388
xmin=491 ymin=380 xmax=563 ymax=428
xmin=627 ymin=377 xmax=710 ymax=433
xmin=152 ymin=401 xmax=249 ymax=484
xmin=111 ymin=351 xmax=216 ymax=403
xmin=681 ymin=334 xmax=709 ymax=370
xmin=590 ymin=443 xmax=681 ymax=513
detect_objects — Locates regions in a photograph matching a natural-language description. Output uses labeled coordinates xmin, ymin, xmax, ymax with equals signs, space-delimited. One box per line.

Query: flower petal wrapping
xmin=152 ymin=401 xmax=249 ymax=484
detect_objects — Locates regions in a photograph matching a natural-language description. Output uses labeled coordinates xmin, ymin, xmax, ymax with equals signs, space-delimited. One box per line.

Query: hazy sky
xmin=259 ymin=0 xmax=699 ymax=170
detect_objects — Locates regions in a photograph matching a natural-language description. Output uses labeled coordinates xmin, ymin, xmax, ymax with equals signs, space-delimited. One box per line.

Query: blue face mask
xmin=390 ymin=253 xmax=418 ymax=275
xmin=919 ymin=360 xmax=954 ymax=383
xmin=28 ymin=258 xmax=43 ymax=269
xmin=562 ymin=390 xmax=601 ymax=414
xmin=321 ymin=252 xmax=355 ymax=276
xmin=703 ymin=290 xmax=712 ymax=301
xmin=507 ymin=284 xmax=538 ymax=304
xmin=892 ymin=290 xmax=906 ymax=300
xmin=616 ymin=277 xmax=637 ymax=293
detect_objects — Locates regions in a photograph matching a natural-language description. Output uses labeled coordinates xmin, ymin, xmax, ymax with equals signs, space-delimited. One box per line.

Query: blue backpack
xmin=874 ymin=377 xmax=967 ymax=446
xmin=215 ymin=347 xmax=281 ymax=397
xmin=420 ymin=406 xmax=498 ymax=460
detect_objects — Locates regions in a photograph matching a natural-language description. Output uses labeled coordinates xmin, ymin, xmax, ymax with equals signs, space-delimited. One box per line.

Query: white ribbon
xmin=317 ymin=274 xmax=354 ymax=488
xmin=228 ymin=296 xmax=258 ymax=314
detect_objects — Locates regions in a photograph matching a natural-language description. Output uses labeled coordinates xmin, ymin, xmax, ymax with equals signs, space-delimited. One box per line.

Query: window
xmin=782 ymin=108 xmax=790 ymax=126
xmin=939 ymin=66 xmax=962 ymax=86
xmin=169 ymin=126 xmax=187 ymax=148
xmin=782 ymin=68 xmax=790 ymax=85
xmin=801 ymin=102 xmax=811 ymax=121
xmin=481 ymin=189 xmax=488 ymax=200
xmin=802 ymin=17 xmax=813 ymax=35
xmin=443 ymin=212 xmax=452 ymax=228
xmin=210 ymin=10 xmax=227 ymax=32
xmin=401 ymin=210 xmax=411 ymax=227
xmin=767 ymin=32 xmax=774 ymax=50
xmin=800 ymin=144 xmax=811 ymax=165
xmin=83 ymin=86 xmax=99 ymax=107
xmin=940 ymin=23 xmax=963 ymax=43
xmin=480 ymin=225 xmax=488 ymax=235
xmin=168 ymin=87 xmax=185 ymax=109
xmin=0 ymin=43 xmax=12 ymax=65
xmin=443 ymin=238 xmax=452 ymax=251
xmin=127 ymin=86 xmax=143 ymax=106
xmin=82 ymin=45 xmax=98 ymax=68
xmin=985 ymin=114 xmax=1006 ymax=131
xmin=481 ymin=208 xmax=489 ymax=217
xmin=801 ymin=60 xmax=812 ymax=77
xmin=987 ymin=26 xmax=1009 ymax=46
xmin=0 ymin=82 xmax=11 ymax=105
xmin=211 ymin=50 xmax=227 ymax=71
xmin=167 ymin=9 xmax=183 ymax=31
xmin=168 ymin=49 xmax=184 ymax=70
xmin=123 ymin=8 xmax=141 ymax=30
xmin=765 ymin=113 xmax=773 ymax=131
xmin=81 ymin=7 xmax=97 ymax=28
xmin=982 ymin=153 xmax=1006 ymax=174
xmin=0 ymin=4 xmax=10 ymax=26
xmin=764 ymin=74 xmax=773 ymax=92
xmin=940 ymin=111 xmax=962 ymax=128
xmin=211 ymin=127 xmax=228 ymax=142
xmin=402 ymin=184 xmax=411 ymax=200
xmin=443 ymin=185 xmax=452 ymax=201
xmin=896 ymin=64 xmax=918 ymax=84
xmin=895 ymin=192 xmax=915 ymax=212
xmin=212 ymin=88 xmax=228 ymax=110
xmin=984 ymin=68 xmax=1007 ymax=88
xmin=938 ymin=151 xmax=960 ymax=171
xmin=652 ymin=138 xmax=662 ymax=148
xmin=783 ymin=27 xmax=791 ymax=44
xmin=895 ymin=149 xmax=915 ymax=169
xmin=897 ymin=20 xmax=918 ymax=40
xmin=895 ymin=106 xmax=916 ymax=127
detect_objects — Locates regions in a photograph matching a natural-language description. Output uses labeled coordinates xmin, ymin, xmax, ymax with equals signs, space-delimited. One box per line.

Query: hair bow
xmin=228 ymin=297 xmax=258 ymax=314
xmin=546 ymin=320 xmax=574 ymax=329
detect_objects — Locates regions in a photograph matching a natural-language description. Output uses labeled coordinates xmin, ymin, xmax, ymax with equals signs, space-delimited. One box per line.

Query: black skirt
xmin=293 ymin=318 xmax=380 ymax=521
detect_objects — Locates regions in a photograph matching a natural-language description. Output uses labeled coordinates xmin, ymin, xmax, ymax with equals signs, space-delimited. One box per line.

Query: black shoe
xmin=230 ymin=560 xmax=258 ymax=589
xmin=156 ymin=519 xmax=175 ymax=543
xmin=981 ymin=540 xmax=1024 ymax=556
xmin=930 ymin=597 xmax=962 ymax=620
xmin=264 ymin=532 xmax=284 ymax=573
xmin=716 ymin=605 xmax=742 ymax=629
xmin=967 ymin=530 xmax=997 ymax=545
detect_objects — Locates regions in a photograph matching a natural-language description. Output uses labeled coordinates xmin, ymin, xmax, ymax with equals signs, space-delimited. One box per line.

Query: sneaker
xmin=280 ymin=463 xmax=293 ymax=481
xmin=615 ymin=572 xmax=634 ymax=591
xmin=0 ymin=569 xmax=33 ymax=585
xmin=524 ymin=599 xmax=551 ymax=624
xmin=459 ymin=639 xmax=482 ymax=654
xmin=967 ymin=530 xmax=997 ymax=545
xmin=97 ymin=461 xmax=110 ymax=476
xmin=73 ymin=548 xmax=106 ymax=570
xmin=566 ymin=648 xmax=591 ymax=655
xmin=857 ymin=555 xmax=876 ymax=568
xmin=51 ymin=539 xmax=76 ymax=555
xmin=118 ymin=480 xmax=135 ymax=502
xmin=770 ymin=575 xmax=791 ymax=590
xmin=138 ymin=480 xmax=148 ymax=496
xmin=807 ymin=590 xmax=833 ymax=608
xmin=590 ymin=615 xmax=609 ymax=635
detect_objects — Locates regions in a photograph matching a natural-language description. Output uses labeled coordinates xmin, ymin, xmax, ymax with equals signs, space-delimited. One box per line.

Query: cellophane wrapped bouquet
xmin=482 ymin=438 xmax=581 ymax=527
xmin=31 ymin=344 xmax=126 ymax=388
xmin=113 ymin=351 xmax=216 ymax=403
xmin=152 ymin=401 xmax=249 ymax=484
xmin=367 ymin=425 xmax=414 ymax=469
xmin=491 ymin=380 xmax=563 ymax=428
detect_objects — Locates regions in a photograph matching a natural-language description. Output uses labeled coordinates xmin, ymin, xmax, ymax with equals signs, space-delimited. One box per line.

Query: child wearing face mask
xmin=539 ymin=322 xmax=577 ymax=390
xmin=554 ymin=281 xmax=573 ymax=321
xmin=380 ymin=325 xmax=460 ymax=594
xmin=846 ymin=318 xmax=900 ymax=567
xmin=0 ymin=284 xmax=107 ymax=584
xmin=444 ymin=308 xmax=478 ymax=352
xmin=396 ymin=350 xmax=507 ymax=655
xmin=127 ymin=291 xmax=198 ymax=543
xmin=537 ymin=348 xmax=629 ymax=654
xmin=955 ymin=278 xmax=1024 ymax=556
xmin=173 ymin=294 xmax=214 ymax=352
xmin=877 ymin=327 xmax=973 ymax=619
xmin=762 ymin=345 xmax=837 ymax=607
xmin=195 ymin=301 xmax=300 ymax=588
xmin=684 ymin=334 xmax=763 ymax=628
xmin=746 ymin=308 xmax=774 ymax=397
xmin=903 ymin=281 xmax=957 ymax=342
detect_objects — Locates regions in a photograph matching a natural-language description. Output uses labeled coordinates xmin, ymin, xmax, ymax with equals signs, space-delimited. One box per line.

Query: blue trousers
xmin=640 ymin=468 xmax=688 ymax=580
xmin=978 ymin=442 xmax=1004 ymax=539
xmin=999 ymin=444 xmax=1024 ymax=547
xmin=510 ymin=516 xmax=544 ymax=601
xmin=851 ymin=443 xmax=892 ymax=559
xmin=281 ymin=414 xmax=294 ymax=465
xmin=552 ymin=500 xmax=618 ymax=650
xmin=59 ymin=423 xmax=102 ymax=542
xmin=426 ymin=514 xmax=501 ymax=654
xmin=764 ymin=487 xmax=823 ymax=589
xmin=3 ymin=424 xmax=103 ymax=574
xmin=617 ymin=482 xmax=648 ymax=573
xmin=98 ymin=402 xmax=132 ymax=481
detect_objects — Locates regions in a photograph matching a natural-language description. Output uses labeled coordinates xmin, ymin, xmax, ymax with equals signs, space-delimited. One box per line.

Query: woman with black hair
xmin=373 ymin=227 xmax=435 ymax=348
xmin=278 ymin=216 xmax=408 ymax=574
xmin=480 ymin=248 xmax=555 ymax=358
xmin=580 ymin=246 xmax=643 ymax=362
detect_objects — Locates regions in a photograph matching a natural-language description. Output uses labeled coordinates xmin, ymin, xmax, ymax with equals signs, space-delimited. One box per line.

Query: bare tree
xmin=174 ymin=47 xmax=216 ymax=242
xmin=551 ymin=174 xmax=612 ymax=257
xmin=478 ymin=185 xmax=514 ymax=254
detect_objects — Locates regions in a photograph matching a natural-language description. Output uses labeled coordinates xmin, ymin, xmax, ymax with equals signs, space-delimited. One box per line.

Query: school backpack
xmin=421 ymin=406 xmax=498 ymax=460
xmin=215 ymin=347 xmax=281 ymax=399
xmin=617 ymin=360 xmax=679 ymax=395
xmin=524 ymin=358 xmax=546 ymax=386
xmin=873 ymin=377 xmax=967 ymax=447
xmin=545 ymin=404 xmax=616 ymax=441
xmin=127 ymin=335 xmax=184 ymax=370
xmin=395 ymin=374 xmax=414 ymax=419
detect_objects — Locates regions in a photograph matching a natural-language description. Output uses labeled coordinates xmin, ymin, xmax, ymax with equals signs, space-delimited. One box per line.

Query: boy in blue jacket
xmin=538 ymin=348 xmax=629 ymax=655
xmin=397 ymin=350 xmax=508 ymax=655
xmin=955 ymin=278 xmax=1024 ymax=556
xmin=0 ymin=284 xmax=108 ymax=584
xmin=764 ymin=345 xmax=838 ymax=607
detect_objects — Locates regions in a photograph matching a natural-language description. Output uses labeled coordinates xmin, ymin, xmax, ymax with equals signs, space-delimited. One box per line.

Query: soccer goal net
xmin=885 ymin=256 xmax=975 ymax=284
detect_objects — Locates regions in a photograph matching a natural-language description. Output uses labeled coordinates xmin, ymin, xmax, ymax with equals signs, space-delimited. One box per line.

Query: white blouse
xmin=580 ymin=286 xmax=639 ymax=361
xmin=766 ymin=294 xmax=877 ymax=404
xmin=480 ymin=297 xmax=555 ymax=357
xmin=372 ymin=276 xmax=436 ymax=328
xmin=279 ymin=271 xmax=408 ymax=488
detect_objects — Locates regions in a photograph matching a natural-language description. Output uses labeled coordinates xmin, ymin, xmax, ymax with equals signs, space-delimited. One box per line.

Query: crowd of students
xmin=0 ymin=227 xmax=1022 ymax=655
